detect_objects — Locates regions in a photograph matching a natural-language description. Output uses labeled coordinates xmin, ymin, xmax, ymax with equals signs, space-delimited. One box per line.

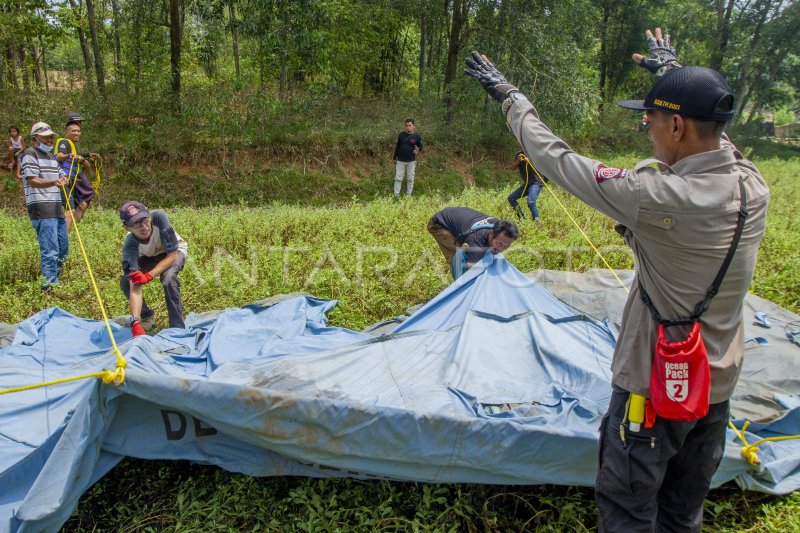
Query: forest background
xmin=0 ymin=0 xmax=798 ymax=181
xmin=1 ymin=0 xmax=800 ymax=531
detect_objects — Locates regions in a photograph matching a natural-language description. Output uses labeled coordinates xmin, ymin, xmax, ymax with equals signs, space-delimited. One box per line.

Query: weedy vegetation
xmin=2 ymin=130 xmax=798 ymax=530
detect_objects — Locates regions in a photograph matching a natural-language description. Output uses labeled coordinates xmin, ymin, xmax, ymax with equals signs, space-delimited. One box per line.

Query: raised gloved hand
xmin=127 ymin=270 xmax=153 ymax=285
xmin=633 ymin=28 xmax=681 ymax=77
xmin=463 ymin=51 xmax=519 ymax=103
xmin=131 ymin=320 xmax=146 ymax=337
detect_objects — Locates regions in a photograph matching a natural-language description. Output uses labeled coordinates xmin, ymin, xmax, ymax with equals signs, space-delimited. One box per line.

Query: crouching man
xmin=427 ymin=206 xmax=519 ymax=279
xmin=119 ymin=201 xmax=188 ymax=335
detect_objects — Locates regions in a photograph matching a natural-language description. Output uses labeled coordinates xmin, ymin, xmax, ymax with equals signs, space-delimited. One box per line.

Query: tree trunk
xmin=18 ymin=45 xmax=29 ymax=91
xmin=5 ymin=42 xmax=18 ymax=89
xmin=85 ymin=0 xmax=106 ymax=96
xmin=29 ymin=41 xmax=41 ymax=87
xmin=443 ymin=0 xmax=466 ymax=86
xmin=111 ymin=0 xmax=121 ymax=68
xmin=433 ymin=0 xmax=446 ymax=94
xmin=278 ymin=8 xmax=289 ymax=99
xmin=38 ymin=34 xmax=49 ymax=92
xmin=395 ymin=31 xmax=408 ymax=92
xmin=228 ymin=1 xmax=241 ymax=82
xmin=67 ymin=0 xmax=93 ymax=80
xmin=428 ymin=5 xmax=437 ymax=70
xmin=418 ymin=9 xmax=426 ymax=90
xmin=443 ymin=0 xmax=469 ymax=121
xmin=732 ymin=0 xmax=776 ymax=118
xmin=169 ymin=0 xmax=183 ymax=109
xmin=258 ymin=41 xmax=265 ymax=90
xmin=131 ymin=1 xmax=143 ymax=94
xmin=491 ymin=0 xmax=508 ymax=60
xmin=598 ymin=6 xmax=610 ymax=103
xmin=710 ymin=0 xmax=736 ymax=71
xmin=744 ymin=86 xmax=769 ymax=127
xmin=280 ymin=66 xmax=287 ymax=98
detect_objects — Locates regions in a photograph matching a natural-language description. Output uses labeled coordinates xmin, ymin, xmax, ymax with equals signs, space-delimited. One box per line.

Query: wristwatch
xmin=502 ymin=91 xmax=525 ymax=115
xmin=656 ymin=61 xmax=682 ymax=77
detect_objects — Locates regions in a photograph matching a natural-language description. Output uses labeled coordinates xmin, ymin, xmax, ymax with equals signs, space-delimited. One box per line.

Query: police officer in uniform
xmin=464 ymin=27 xmax=770 ymax=531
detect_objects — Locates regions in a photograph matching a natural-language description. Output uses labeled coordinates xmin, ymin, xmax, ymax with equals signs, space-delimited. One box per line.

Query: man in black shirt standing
xmin=392 ymin=118 xmax=423 ymax=197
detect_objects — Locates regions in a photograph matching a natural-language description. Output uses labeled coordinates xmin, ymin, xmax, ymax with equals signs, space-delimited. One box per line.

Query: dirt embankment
xmin=2 ymin=145 xmax=498 ymax=213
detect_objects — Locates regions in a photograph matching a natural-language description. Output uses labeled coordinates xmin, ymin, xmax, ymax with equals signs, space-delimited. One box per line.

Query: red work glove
xmin=127 ymin=270 xmax=153 ymax=285
xmin=131 ymin=320 xmax=146 ymax=337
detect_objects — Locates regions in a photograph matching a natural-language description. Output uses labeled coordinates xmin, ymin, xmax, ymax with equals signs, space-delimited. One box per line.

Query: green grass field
xmin=2 ymin=145 xmax=799 ymax=531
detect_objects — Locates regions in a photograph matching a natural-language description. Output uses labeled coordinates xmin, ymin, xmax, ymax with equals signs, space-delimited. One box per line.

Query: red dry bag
xmin=648 ymin=322 xmax=710 ymax=421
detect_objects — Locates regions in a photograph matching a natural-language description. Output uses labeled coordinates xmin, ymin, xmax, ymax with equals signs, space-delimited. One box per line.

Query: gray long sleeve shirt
xmin=506 ymin=94 xmax=769 ymax=403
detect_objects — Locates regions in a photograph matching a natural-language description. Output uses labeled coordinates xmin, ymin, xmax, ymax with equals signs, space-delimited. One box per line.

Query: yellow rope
xmin=55 ymin=138 xmax=80 ymax=200
xmin=62 ymin=146 xmax=102 ymax=205
xmin=0 ymin=184 xmax=127 ymax=396
xmin=66 ymin=156 xmax=80 ymax=200
xmin=0 ymin=369 xmax=125 ymax=395
xmin=520 ymin=154 xmax=630 ymax=293
xmin=92 ymin=154 xmax=103 ymax=194
xmin=728 ymin=419 xmax=800 ymax=466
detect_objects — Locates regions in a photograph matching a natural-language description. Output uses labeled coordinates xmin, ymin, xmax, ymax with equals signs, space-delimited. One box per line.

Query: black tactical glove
xmin=464 ymin=51 xmax=519 ymax=103
xmin=638 ymin=30 xmax=681 ymax=77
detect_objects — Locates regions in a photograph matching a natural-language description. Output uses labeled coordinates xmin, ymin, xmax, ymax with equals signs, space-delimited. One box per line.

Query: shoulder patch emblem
xmin=595 ymin=164 xmax=628 ymax=184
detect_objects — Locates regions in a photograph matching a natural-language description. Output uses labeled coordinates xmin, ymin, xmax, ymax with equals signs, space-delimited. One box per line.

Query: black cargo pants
xmin=120 ymin=251 xmax=186 ymax=329
xmin=595 ymin=386 xmax=729 ymax=532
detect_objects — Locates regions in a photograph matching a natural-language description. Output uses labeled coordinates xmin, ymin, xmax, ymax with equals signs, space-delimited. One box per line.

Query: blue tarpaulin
xmin=2 ymin=254 xmax=800 ymax=532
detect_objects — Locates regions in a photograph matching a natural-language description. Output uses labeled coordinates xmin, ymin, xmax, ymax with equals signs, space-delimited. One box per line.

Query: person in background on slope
xmin=464 ymin=25 xmax=769 ymax=532
xmin=428 ymin=206 xmax=519 ymax=279
xmin=392 ymin=118 xmax=423 ymax=197
xmin=506 ymin=150 xmax=548 ymax=223
xmin=119 ymin=201 xmax=188 ymax=336
xmin=7 ymin=125 xmax=25 ymax=184
xmin=56 ymin=112 xmax=99 ymax=231
xmin=20 ymin=122 xmax=69 ymax=291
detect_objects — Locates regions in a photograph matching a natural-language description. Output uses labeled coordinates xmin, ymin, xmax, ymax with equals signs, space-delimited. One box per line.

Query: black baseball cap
xmin=120 ymin=201 xmax=150 ymax=227
xmin=618 ymin=66 xmax=734 ymax=122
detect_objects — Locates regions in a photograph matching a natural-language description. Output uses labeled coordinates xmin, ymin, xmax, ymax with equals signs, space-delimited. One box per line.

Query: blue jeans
xmin=508 ymin=182 xmax=543 ymax=220
xmin=31 ymin=217 xmax=69 ymax=285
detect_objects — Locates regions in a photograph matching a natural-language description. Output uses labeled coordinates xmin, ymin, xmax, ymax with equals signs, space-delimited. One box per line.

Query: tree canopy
xmin=1 ymin=0 xmax=797 ymax=130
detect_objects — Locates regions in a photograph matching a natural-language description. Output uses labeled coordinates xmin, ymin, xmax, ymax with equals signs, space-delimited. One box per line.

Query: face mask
xmin=37 ymin=141 xmax=53 ymax=153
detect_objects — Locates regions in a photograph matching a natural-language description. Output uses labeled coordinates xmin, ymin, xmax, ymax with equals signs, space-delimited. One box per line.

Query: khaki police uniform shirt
xmin=507 ymin=95 xmax=770 ymax=403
